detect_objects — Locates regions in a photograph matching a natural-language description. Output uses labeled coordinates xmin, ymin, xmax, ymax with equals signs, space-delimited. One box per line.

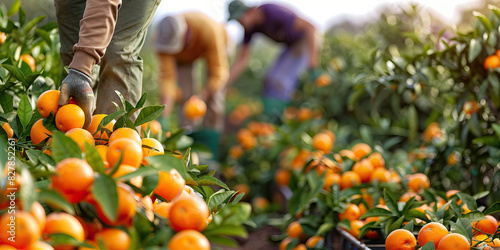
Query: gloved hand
xmin=58 ymin=69 xmax=95 ymax=129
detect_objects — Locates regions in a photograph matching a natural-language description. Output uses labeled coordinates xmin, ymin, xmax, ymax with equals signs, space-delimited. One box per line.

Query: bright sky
xmin=151 ymin=0 xmax=483 ymax=42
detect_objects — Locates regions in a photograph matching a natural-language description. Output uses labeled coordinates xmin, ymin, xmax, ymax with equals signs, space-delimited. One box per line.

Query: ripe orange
xmin=0 ymin=245 xmax=17 ymax=250
xmin=407 ymin=173 xmax=430 ymax=192
xmin=141 ymin=138 xmax=164 ymax=165
xmin=29 ymin=202 xmax=46 ymax=231
xmin=348 ymin=220 xmax=364 ymax=238
xmin=339 ymin=203 xmax=361 ymax=221
xmin=385 ymin=229 xmax=417 ymax=250
xmin=447 ymin=151 xmax=460 ymax=166
xmin=237 ymin=128 xmax=256 ymax=149
xmin=0 ymin=32 xmax=6 ymax=45
xmin=167 ymin=229 xmax=210 ymax=250
xmin=418 ymin=222 xmax=449 ymax=248
xmin=297 ymin=107 xmax=312 ymax=122
xmin=287 ymin=221 xmax=303 ymax=238
xmin=370 ymin=167 xmax=391 ymax=183
xmin=37 ymin=90 xmax=60 ymax=118
xmin=316 ymin=74 xmax=331 ymax=87
xmin=94 ymin=228 xmax=131 ymax=250
xmin=280 ymin=237 xmax=293 ymax=250
xmin=436 ymin=233 xmax=470 ymax=250
xmin=95 ymin=145 xmax=109 ymax=167
xmin=43 ymin=212 xmax=84 ymax=249
xmin=484 ymin=55 xmax=500 ymax=70
xmin=108 ymin=127 xmax=141 ymax=146
xmin=323 ymin=172 xmax=341 ymax=191
xmin=75 ymin=216 xmax=102 ymax=240
xmin=352 ymin=159 xmax=374 ymax=182
xmin=399 ymin=192 xmax=422 ymax=202
xmin=0 ymin=211 xmax=40 ymax=249
xmin=153 ymin=202 xmax=173 ymax=219
xmin=106 ymin=138 xmax=143 ymax=168
xmin=463 ymin=101 xmax=479 ymax=115
xmin=31 ymin=119 xmax=53 ymax=145
xmin=111 ymin=164 xmax=143 ymax=188
xmin=472 ymin=215 xmax=498 ymax=235
xmin=305 ymin=235 xmax=324 ymax=248
xmin=1 ymin=123 xmax=13 ymax=138
xmin=154 ymin=169 xmax=185 ymax=202
xmin=367 ymin=152 xmax=385 ymax=168
xmin=50 ymin=158 xmax=94 ymax=204
xmin=339 ymin=149 xmax=356 ymax=160
xmin=228 ymin=145 xmax=243 ymax=159
xmin=423 ymin=122 xmax=442 ymax=142
xmin=291 ymin=244 xmax=306 ymax=250
xmin=312 ymin=133 xmax=333 ymax=153
xmin=233 ymin=184 xmax=250 ymax=200
xmin=169 ymin=196 xmax=210 ymax=232
xmin=351 ymin=143 xmax=372 ymax=160
xmin=252 ymin=197 xmax=269 ymax=212
xmin=55 ymin=104 xmax=85 ymax=132
xmin=473 ymin=234 xmax=500 ymax=247
xmin=183 ymin=95 xmax=207 ymax=120
xmin=24 ymin=241 xmax=54 ymax=250
xmin=65 ymin=128 xmax=95 ymax=152
xmin=275 ymin=168 xmax=291 ymax=187
xmin=95 ymin=183 xmax=137 ymax=226
xmin=339 ymin=171 xmax=361 ymax=189
xmin=140 ymin=120 xmax=161 ymax=137
xmin=86 ymin=114 xmax=115 ymax=145
xmin=21 ymin=54 xmax=36 ymax=72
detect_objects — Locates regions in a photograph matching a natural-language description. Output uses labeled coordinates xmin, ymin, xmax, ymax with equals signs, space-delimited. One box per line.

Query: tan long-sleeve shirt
xmin=69 ymin=0 xmax=122 ymax=76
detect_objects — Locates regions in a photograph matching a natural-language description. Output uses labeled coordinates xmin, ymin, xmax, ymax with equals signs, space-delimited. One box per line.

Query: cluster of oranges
xmin=279 ymin=221 xmax=324 ymax=250
xmin=0 ymin=89 xmax=217 ymax=249
xmin=234 ymin=121 xmax=275 ymax=151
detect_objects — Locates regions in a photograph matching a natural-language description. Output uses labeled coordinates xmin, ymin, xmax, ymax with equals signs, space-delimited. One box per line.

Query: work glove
xmin=58 ymin=69 xmax=95 ymax=129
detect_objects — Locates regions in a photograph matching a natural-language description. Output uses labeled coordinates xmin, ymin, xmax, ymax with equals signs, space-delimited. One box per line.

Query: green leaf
xmin=383 ymin=189 xmax=399 ymax=216
xmin=19 ymin=167 xmax=36 ymax=213
xmin=134 ymin=105 xmax=166 ymax=127
xmin=204 ymin=225 xmax=248 ymax=238
xmin=21 ymin=15 xmax=45 ymax=35
xmin=457 ymin=192 xmax=477 ymax=210
xmin=135 ymin=93 xmax=148 ymax=109
xmin=407 ymin=209 xmax=430 ymax=222
xmin=84 ymin=142 xmax=105 ymax=173
xmin=35 ymin=28 xmax=52 ymax=47
xmin=408 ymin=105 xmax=417 ymax=142
xmin=316 ymin=222 xmax=335 ymax=236
xmin=7 ymin=0 xmax=20 ymax=17
xmin=204 ymin=235 xmax=238 ymax=248
xmin=484 ymin=201 xmax=500 ymax=215
xmin=3 ymin=64 xmax=26 ymax=85
xmin=51 ymin=131 xmax=82 ymax=161
xmin=473 ymin=11 xmax=492 ymax=32
xmin=387 ymin=215 xmax=405 ymax=235
xmin=231 ymin=192 xmax=245 ymax=205
xmin=207 ymin=189 xmax=235 ymax=210
xmin=114 ymin=166 xmax=159 ymax=181
xmin=462 ymin=211 xmax=485 ymax=222
xmin=46 ymin=233 xmax=93 ymax=248
xmin=0 ymin=92 xmax=14 ymax=113
xmin=0 ymin=136 xmax=7 ymax=172
xmin=18 ymin=95 xmax=32 ymax=129
xmin=489 ymin=4 xmax=500 ymax=19
xmin=493 ymin=124 xmax=500 ymax=139
xmin=421 ymin=241 xmax=436 ymax=250
xmin=468 ymin=39 xmax=482 ymax=62
xmin=42 ymin=112 xmax=57 ymax=132
xmin=359 ymin=207 xmax=394 ymax=219
xmin=451 ymin=218 xmax=473 ymax=240
xmin=147 ymin=154 xmax=194 ymax=185
xmin=38 ymin=189 xmax=74 ymax=214
xmin=196 ymin=176 xmax=229 ymax=190
xmin=402 ymin=220 xmax=414 ymax=231
xmin=92 ymin=174 xmax=118 ymax=222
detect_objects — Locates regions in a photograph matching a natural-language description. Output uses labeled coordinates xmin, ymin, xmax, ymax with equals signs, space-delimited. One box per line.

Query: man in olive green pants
xmin=55 ymin=0 xmax=160 ymax=122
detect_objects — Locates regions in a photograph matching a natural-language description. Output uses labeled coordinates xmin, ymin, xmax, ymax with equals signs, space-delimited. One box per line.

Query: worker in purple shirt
xmin=227 ymin=0 xmax=322 ymax=117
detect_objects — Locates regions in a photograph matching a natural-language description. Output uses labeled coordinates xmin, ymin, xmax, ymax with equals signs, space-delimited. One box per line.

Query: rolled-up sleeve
xmin=205 ymin=28 xmax=229 ymax=92
xmin=69 ymin=0 xmax=122 ymax=76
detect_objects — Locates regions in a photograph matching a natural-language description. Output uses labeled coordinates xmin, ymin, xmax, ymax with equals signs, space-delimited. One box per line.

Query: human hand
xmin=58 ymin=69 xmax=95 ymax=129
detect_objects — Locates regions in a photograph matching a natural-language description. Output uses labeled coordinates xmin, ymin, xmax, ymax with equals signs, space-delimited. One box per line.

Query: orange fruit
xmin=348 ymin=220 xmax=364 ymax=238
xmin=351 ymin=143 xmax=372 ymax=160
xmin=0 ymin=32 xmax=6 ymax=45
xmin=323 ymin=172 xmax=341 ymax=191
xmin=0 ymin=211 xmax=40 ymax=249
xmin=352 ymin=159 xmax=374 ymax=182
xmin=291 ymin=244 xmax=306 ymax=250
xmin=233 ymin=184 xmax=250 ymax=200
xmin=43 ymin=212 xmax=84 ymax=250
xmin=340 ymin=149 xmax=357 ymax=160
xmin=436 ymin=233 xmax=470 ymax=250
xmin=385 ymin=229 xmax=417 ymax=250
xmin=473 ymin=234 xmax=500 ymax=247
xmin=367 ymin=152 xmax=385 ymax=168
xmin=1 ymin=123 xmax=13 ymax=138
xmin=484 ymin=55 xmax=500 ymax=70
xmin=399 ymin=192 xmax=422 ymax=202
xmin=463 ymin=101 xmax=479 ymax=115
xmin=312 ymin=133 xmax=333 ymax=153
xmin=141 ymin=138 xmax=164 ymax=165
xmin=305 ymin=235 xmax=324 ymax=248
xmin=153 ymin=202 xmax=173 ymax=219
xmin=417 ymin=222 xmax=449 ymax=248
xmin=108 ymin=127 xmax=141 ymax=146
xmin=275 ymin=168 xmax=291 ymax=187
xmin=94 ymin=228 xmax=131 ymax=250
xmin=111 ymin=164 xmax=143 ymax=188
xmin=140 ymin=120 xmax=161 ymax=137
xmin=447 ymin=151 xmax=460 ymax=166
xmin=252 ymin=197 xmax=269 ymax=212
xmin=106 ymin=138 xmax=143 ymax=168
xmin=169 ymin=196 xmax=210 ymax=232
xmin=29 ymin=202 xmax=46 ymax=231
xmin=228 ymin=145 xmax=243 ymax=159
xmin=287 ymin=221 xmax=303 ymax=238
xmin=65 ymin=128 xmax=95 ymax=152
xmin=31 ymin=119 xmax=53 ymax=145
xmin=21 ymin=54 xmax=36 ymax=72
xmin=297 ymin=107 xmax=312 ymax=122
xmin=75 ymin=216 xmax=102 ymax=240
xmin=24 ymin=241 xmax=54 ymax=250
xmin=37 ymin=90 xmax=60 ymax=118
xmin=370 ymin=167 xmax=391 ymax=183
xmin=154 ymin=169 xmax=185 ymax=202
xmin=167 ymin=229 xmax=210 ymax=250
xmin=423 ymin=122 xmax=442 ymax=142
xmin=472 ymin=215 xmax=498 ymax=235
xmin=407 ymin=173 xmax=430 ymax=192
xmin=339 ymin=203 xmax=361 ymax=221
xmin=95 ymin=145 xmax=109 ymax=167
xmin=316 ymin=74 xmax=331 ymax=87
xmin=446 ymin=190 xmax=462 ymax=204
xmin=86 ymin=114 xmax=115 ymax=145
xmin=94 ymin=183 xmax=137 ymax=226
xmin=183 ymin=95 xmax=207 ymax=120
xmin=50 ymin=158 xmax=94 ymax=204
xmin=55 ymin=104 xmax=85 ymax=132
xmin=280 ymin=237 xmax=293 ymax=250
xmin=0 ymin=245 xmax=17 ymax=250
xmin=339 ymin=171 xmax=361 ymax=189
xmin=237 ymin=128 xmax=256 ymax=149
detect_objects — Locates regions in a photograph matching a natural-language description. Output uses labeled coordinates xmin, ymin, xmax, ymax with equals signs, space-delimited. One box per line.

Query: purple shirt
xmin=243 ymin=4 xmax=304 ymax=46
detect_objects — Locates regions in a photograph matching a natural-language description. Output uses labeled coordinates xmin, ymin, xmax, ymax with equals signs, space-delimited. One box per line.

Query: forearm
xmin=69 ymin=0 xmax=122 ymax=76
xmin=305 ymin=28 xmax=319 ymax=68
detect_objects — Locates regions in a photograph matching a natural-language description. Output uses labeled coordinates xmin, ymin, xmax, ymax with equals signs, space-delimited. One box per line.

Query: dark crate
xmin=327 ymin=227 xmax=385 ymax=250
